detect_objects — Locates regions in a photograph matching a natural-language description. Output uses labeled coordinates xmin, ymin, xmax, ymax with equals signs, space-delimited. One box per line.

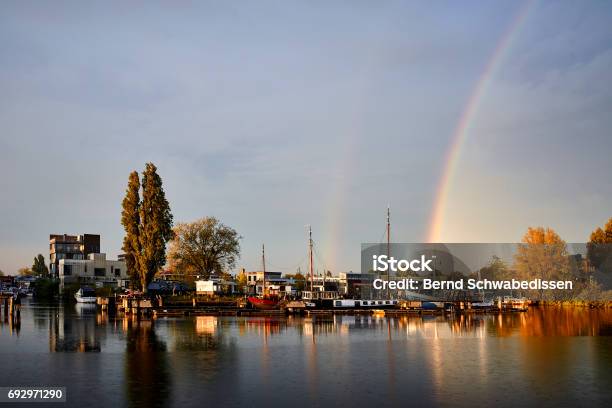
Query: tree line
xmin=11 ymin=161 xmax=612 ymax=302
xmin=474 ymin=221 xmax=612 ymax=301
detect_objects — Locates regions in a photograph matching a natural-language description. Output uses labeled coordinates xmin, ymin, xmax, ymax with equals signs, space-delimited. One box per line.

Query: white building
xmin=246 ymin=271 xmax=296 ymax=296
xmin=195 ymin=278 xmax=237 ymax=295
xmin=58 ymin=253 xmax=128 ymax=289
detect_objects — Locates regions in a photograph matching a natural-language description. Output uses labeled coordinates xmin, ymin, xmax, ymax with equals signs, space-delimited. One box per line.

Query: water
xmin=1 ymin=299 xmax=611 ymax=407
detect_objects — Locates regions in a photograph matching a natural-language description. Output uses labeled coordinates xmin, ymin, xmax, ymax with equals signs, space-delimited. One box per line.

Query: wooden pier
xmin=0 ymin=294 xmax=19 ymax=318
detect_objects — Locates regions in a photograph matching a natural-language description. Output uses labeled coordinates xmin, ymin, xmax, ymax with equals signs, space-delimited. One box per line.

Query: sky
xmin=1 ymin=1 xmax=611 ymax=275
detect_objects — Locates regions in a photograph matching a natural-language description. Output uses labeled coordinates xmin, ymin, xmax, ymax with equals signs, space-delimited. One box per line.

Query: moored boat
xmin=421 ymin=301 xmax=445 ymax=310
xmin=471 ymin=300 xmax=494 ymax=309
xmin=75 ymin=287 xmax=97 ymax=303
xmin=502 ymin=296 xmax=529 ymax=311
xmin=332 ymin=299 xmax=399 ymax=309
xmin=248 ymin=244 xmax=280 ymax=309
xmin=248 ymin=296 xmax=279 ymax=310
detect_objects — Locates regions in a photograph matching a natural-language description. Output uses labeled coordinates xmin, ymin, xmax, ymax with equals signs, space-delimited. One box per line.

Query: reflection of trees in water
xmin=284 ymin=308 xmax=612 ymax=338
xmin=484 ymin=307 xmax=612 ymax=337
xmin=124 ymin=319 xmax=170 ymax=408
xmin=594 ymin=336 xmax=612 ymax=404
xmin=171 ymin=317 xmax=228 ymax=351
xmin=518 ymin=307 xmax=612 ymax=337
xmin=167 ymin=317 xmax=239 ymax=386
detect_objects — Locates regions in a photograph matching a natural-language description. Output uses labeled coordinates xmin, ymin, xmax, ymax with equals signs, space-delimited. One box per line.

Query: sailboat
xmin=301 ymin=226 xmax=340 ymax=308
xmin=248 ymin=244 xmax=280 ymax=310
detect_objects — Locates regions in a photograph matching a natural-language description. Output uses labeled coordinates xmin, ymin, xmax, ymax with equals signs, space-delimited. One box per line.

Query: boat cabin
xmin=302 ymin=290 xmax=339 ymax=301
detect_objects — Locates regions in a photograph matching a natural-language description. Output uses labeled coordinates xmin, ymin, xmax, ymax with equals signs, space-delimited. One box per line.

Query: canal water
xmin=0 ymin=299 xmax=611 ymax=407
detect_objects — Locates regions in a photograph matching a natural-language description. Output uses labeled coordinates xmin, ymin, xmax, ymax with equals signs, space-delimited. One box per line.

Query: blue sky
xmin=1 ymin=1 xmax=611 ymax=275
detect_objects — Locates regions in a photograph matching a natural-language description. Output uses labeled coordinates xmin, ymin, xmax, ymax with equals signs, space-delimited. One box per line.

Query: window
xmin=115 ymin=268 xmax=120 ymax=277
xmin=63 ymin=265 xmax=72 ymax=276
xmin=94 ymin=268 xmax=106 ymax=277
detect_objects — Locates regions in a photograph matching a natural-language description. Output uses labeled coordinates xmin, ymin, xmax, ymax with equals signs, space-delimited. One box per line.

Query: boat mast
xmin=308 ymin=225 xmax=314 ymax=292
xmin=262 ymin=244 xmax=266 ymax=297
xmin=387 ymin=206 xmax=390 ymax=299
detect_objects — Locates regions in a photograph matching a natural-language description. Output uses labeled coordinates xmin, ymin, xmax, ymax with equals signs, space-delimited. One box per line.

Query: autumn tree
xmin=19 ymin=267 xmax=33 ymax=276
xmin=236 ymin=269 xmax=248 ymax=293
xmin=121 ymin=163 xmax=173 ymax=293
xmin=167 ymin=217 xmax=241 ymax=280
xmin=31 ymin=254 xmax=49 ymax=276
xmin=121 ymin=171 xmax=141 ymax=284
xmin=513 ymin=227 xmax=572 ymax=300
xmin=587 ymin=217 xmax=612 ymax=271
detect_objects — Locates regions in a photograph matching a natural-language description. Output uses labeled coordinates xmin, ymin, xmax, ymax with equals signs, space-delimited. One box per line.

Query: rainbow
xmin=427 ymin=1 xmax=535 ymax=242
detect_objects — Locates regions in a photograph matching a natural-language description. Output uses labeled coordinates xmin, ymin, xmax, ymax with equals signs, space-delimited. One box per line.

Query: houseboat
xmin=332 ymin=299 xmax=399 ymax=309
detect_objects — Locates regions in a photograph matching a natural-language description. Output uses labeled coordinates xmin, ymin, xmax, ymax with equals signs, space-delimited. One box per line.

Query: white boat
xmin=75 ymin=287 xmax=97 ymax=303
xmin=333 ymin=299 xmax=399 ymax=309
xmin=472 ymin=301 xmax=494 ymax=308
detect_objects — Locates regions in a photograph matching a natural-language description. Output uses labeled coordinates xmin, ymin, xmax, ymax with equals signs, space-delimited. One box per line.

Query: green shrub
xmin=32 ymin=278 xmax=59 ymax=299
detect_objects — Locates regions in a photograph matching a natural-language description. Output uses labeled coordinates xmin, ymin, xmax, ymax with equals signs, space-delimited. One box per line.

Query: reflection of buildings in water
xmin=283 ymin=310 xmax=611 ymax=340
xmin=303 ymin=318 xmax=313 ymax=337
xmin=385 ymin=318 xmax=397 ymax=402
xmin=162 ymin=317 xmax=225 ymax=352
xmin=309 ymin=317 xmax=336 ymax=336
xmin=303 ymin=317 xmax=318 ymax=402
xmin=448 ymin=314 xmax=489 ymax=336
xmin=49 ymin=304 xmax=103 ymax=352
xmin=476 ymin=317 xmax=489 ymax=382
xmin=196 ymin=316 xmax=217 ymax=335
xmin=429 ymin=336 xmax=444 ymax=396
xmin=243 ymin=317 xmax=286 ymax=338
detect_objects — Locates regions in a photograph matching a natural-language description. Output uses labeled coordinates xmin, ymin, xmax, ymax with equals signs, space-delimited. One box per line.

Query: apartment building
xmin=49 ymin=234 xmax=100 ymax=277
xmin=58 ymin=253 xmax=128 ymax=290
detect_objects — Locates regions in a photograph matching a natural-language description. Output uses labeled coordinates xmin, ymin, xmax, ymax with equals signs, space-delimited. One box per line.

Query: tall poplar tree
xmin=138 ymin=163 xmax=173 ymax=292
xmin=32 ymin=254 xmax=49 ymax=276
xmin=121 ymin=171 xmax=141 ymax=285
xmin=587 ymin=217 xmax=612 ymax=270
xmin=121 ymin=163 xmax=173 ymax=293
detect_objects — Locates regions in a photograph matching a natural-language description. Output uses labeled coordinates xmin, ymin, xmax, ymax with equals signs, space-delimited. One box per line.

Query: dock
xmin=95 ymin=296 xmax=529 ymax=319
xmin=0 ymin=293 xmax=20 ymax=318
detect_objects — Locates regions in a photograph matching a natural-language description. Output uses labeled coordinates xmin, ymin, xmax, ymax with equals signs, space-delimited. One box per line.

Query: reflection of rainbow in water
xmin=427 ymin=0 xmax=535 ymax=242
